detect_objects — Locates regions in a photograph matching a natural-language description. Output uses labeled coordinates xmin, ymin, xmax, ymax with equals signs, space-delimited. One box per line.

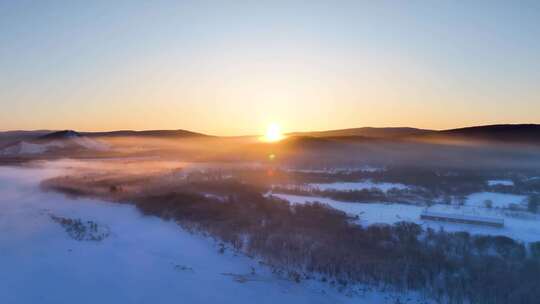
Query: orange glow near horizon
xmin=261 ymin=123 xmax=285 ymax=142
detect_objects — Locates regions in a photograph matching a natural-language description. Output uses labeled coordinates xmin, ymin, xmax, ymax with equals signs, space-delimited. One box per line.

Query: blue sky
xmin=1 ymin=0 xmax=539 ymax=134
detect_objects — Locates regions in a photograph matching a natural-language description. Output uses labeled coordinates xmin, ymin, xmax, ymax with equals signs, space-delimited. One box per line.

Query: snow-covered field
xmin=0 ymin=164 xmax=427 ymax=304
xmin=284 ymin=166 xmax=385 ymax=174
xmin=309 ymin=181 xmax=409 ymax=192
xmin=0 ymin=141 xmax=64 ymax=155
xmin=466 ymin=192 xmax=527 ymax=208
xmin=487 ymin=180 xmax=514 ymax=187
xmin=270 ymin=193 xmax=540 ymax=243
xmin=0 ymin=137 xmax=109 ymax=156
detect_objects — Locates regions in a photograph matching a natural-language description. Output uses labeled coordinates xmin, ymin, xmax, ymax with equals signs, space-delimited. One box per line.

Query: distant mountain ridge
xmin=1 ymin=124 xmax=540 ymax=148
xmin=400 ymin=124 xmax=540 ymax=145
xmin=0 ymin=129 xmax=208 ymax=146
xmin=0 ymin=130 xmax=53 ymax=145
xmin=0 ymin=130 xmax=53 ymax=137
xmin=287 ymin=124 xmax=540 ymax=145
xmin=440 ymin=124 xmax=540 ymax=141
xmin=39 ymin=130 xmax=82 ymax=140
xmin=0 ymin=130 xmax=109 ymax=156
xmin=82 ymin=129 xmax=208 ymax=138
xmin=288 ymin=127 xmax=434 ymax=139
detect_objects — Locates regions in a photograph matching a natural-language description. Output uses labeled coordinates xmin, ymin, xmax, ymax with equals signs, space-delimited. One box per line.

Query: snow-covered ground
xmin=270 ymin=193 xmax=540 ymax=243
xmin=0 ymin=141 xmax=64 ymax=155
xmin=283 ymin=166 xmax=385 ymax=174
xmin=0 ymin=164 xmax=427 ymax=304
xmin=0 ymin=137 xmax=109 ymax=156
xmin=309 ymin=181 xmax=409 ymax=192
xmin=487 ymin=180 xmax=514 ymax=187
xmin=466 ymin=192 xmax=527 ymax=208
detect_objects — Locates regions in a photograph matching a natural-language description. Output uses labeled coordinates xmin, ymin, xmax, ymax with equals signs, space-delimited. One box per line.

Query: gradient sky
xmin=1 ymin=1 xmax=539 ymax=135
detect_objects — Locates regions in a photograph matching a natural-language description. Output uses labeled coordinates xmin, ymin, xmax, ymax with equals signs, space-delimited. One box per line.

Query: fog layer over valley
xmin=3 ymin=125 xmax=540 ymax=170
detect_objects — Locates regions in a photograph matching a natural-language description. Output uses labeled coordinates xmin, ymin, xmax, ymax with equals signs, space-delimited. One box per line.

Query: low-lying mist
xmin=93 ymin=135 xmax=540 ymax=170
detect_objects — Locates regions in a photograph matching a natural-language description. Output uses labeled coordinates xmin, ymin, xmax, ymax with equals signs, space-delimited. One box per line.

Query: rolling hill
xmin=288 ymin=127 xmax=434 ymax=139
xmin=435 ymin=124 xmax=540 ymax=144
xmin=0 ymin=130 xmax=109 ymax=156
xmin=82 ymin=129 xmax=209 ymax=138
xmin=288 ymin=124 xmax=540 ymax=145
xmin=1 ymin=124 xmax=540 ymax=158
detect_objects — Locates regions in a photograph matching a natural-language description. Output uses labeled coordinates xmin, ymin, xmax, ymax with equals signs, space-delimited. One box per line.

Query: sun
xmin=263 ymin=123 xmax=284 ymax=142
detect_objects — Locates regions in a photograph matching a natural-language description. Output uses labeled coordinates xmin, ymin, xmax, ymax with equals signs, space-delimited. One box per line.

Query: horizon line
xmin=1 ymin=123 xmax=540 ymax=137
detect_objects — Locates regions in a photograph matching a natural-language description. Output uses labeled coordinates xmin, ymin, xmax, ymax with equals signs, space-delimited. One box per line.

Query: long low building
xmin=420 ymin=211 xmax=504 ymax=228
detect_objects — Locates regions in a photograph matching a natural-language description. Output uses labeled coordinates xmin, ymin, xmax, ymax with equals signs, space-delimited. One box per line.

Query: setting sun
xmin=263 ymin=123 xmax=284 ymax=142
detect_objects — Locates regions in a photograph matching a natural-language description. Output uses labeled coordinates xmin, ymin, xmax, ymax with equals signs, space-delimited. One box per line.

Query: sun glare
xmin=263 ymin=123 xmax=284 ymax=142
